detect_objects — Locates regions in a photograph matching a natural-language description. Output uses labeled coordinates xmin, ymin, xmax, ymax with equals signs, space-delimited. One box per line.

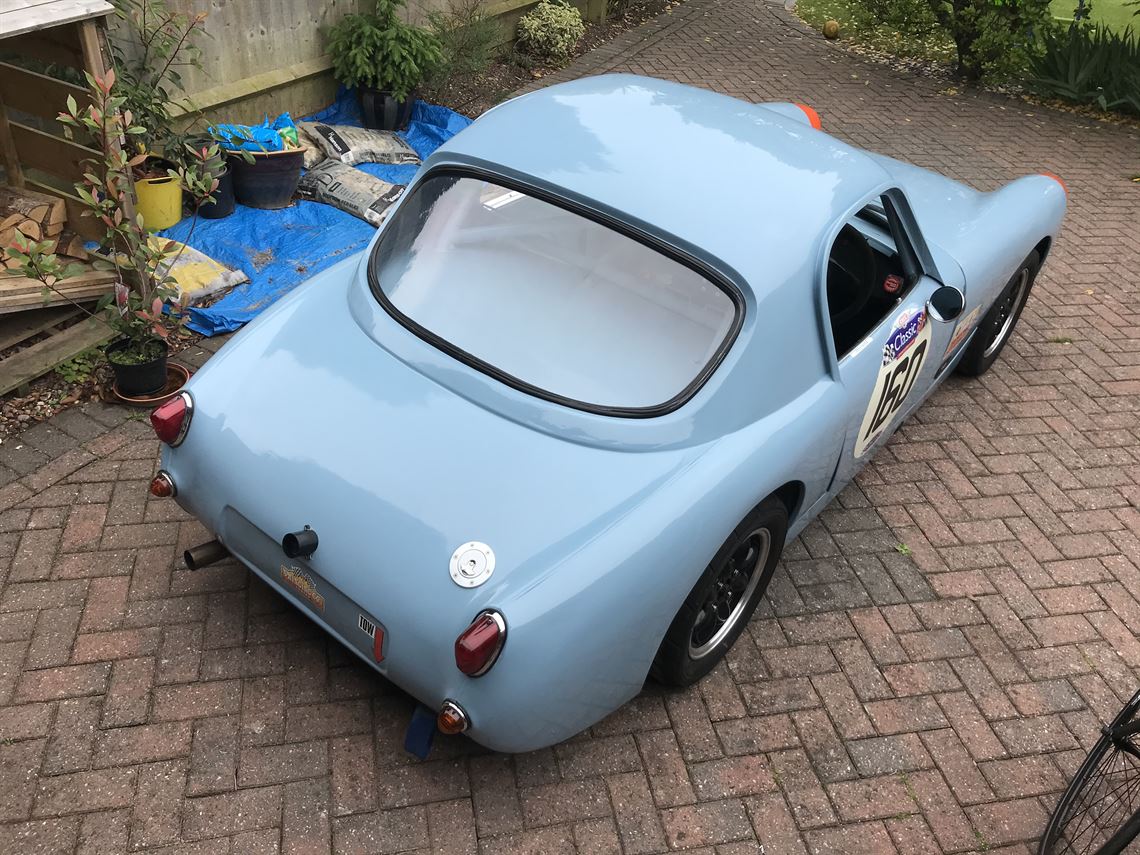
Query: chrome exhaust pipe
xmin=184 ymin=539 xmax=228 ymax=571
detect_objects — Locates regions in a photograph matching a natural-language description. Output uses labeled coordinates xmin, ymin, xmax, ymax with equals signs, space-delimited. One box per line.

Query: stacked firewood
xmin=0 ymin=185 xmax=88 ymax=272
xmin=0 ymin=185 xmax=110 ymax=314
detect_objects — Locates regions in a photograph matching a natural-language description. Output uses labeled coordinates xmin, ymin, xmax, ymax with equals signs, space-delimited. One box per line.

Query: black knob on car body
xmin=283 ymin=527 xmax=318 ymax=558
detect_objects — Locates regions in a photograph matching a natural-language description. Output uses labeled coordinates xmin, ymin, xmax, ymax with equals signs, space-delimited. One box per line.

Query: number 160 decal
xmin=855 ymin=306 xmax=933 ymax=458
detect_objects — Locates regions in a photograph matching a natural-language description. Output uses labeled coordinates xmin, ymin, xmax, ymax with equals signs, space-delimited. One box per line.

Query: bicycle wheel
xmin=1040 ymin=690 xmax=1140 ymax=855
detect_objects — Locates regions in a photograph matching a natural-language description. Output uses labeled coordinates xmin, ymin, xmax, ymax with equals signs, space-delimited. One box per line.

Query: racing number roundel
xmin=854 ymin=306 xmax=933 ymax=458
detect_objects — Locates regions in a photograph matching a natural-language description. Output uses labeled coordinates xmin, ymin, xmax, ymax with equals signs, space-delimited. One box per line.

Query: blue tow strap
xmin=404 ymin=704 xmax=436 ymax=759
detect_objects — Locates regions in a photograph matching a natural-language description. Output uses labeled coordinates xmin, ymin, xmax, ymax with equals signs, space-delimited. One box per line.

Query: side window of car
xmin=825 ymin=197 xmax=916 ymax=359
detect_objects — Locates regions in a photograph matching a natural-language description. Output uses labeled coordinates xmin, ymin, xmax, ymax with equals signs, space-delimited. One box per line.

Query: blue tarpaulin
xmin=161 ymin=94 xmax=471 ymax=336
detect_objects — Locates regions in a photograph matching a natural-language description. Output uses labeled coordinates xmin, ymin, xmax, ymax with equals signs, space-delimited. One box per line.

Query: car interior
xmin=826 ymin=202 xmax=915 ymax=359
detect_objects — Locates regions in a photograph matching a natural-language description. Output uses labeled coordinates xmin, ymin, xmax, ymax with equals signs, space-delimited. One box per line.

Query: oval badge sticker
xmin=855 ymin=306 xmax=932 ymax=458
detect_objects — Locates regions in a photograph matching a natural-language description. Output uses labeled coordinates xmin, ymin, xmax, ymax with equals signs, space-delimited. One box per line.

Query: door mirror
xmin=928 ymin=285 xmax=964 ymax=323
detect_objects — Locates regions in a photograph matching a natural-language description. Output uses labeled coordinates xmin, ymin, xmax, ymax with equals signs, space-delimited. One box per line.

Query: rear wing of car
xmin=759 ymin=102 xmax=823 ymax=129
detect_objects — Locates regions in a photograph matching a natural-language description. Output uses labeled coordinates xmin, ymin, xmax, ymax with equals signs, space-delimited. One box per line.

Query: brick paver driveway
xmin=1 ymin=1 xmax=1138 ymax=851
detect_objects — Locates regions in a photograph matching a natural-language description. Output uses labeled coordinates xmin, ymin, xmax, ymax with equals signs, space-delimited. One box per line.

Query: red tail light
xmin=455 ymin=611 xmax=506 ymax=677
xmin=150 ymin=392 xmax=193 ymax=446
xmin=149 ymin=471 xmax=176 ymax=497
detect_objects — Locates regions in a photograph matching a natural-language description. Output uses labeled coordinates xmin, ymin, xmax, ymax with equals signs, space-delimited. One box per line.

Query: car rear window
xmin=369 ymin=174 xmax=738 ymax=413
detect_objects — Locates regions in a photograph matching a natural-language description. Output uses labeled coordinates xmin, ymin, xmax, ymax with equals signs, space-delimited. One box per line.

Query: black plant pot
xmin=198 ymin=164 xmax=235 ymax=219
xmin=106 ymin=339 xmax=169 ymax=397
xmin=358 ymin=87 xmax=414 ymax=131
xmin=228 ymin=148 xmax=305 ymax=209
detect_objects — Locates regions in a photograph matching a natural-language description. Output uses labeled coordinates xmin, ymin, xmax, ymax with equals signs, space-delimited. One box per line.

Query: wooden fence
xmin=161 ymin=0 xmax=603 ymax=126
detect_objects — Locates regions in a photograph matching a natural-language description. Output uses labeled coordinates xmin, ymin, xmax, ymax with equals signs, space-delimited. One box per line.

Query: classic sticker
xmin=854 ymin=306 xmax=933 ymax=458
xmin=944 ymin=305 xmax=982 ymax=357
xmin=280 ymin=565 xmax=325 ymax=612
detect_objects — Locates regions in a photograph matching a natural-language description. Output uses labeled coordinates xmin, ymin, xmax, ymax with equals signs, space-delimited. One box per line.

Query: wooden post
xmin=585 ymin=0 xmax=607 ymax=23
xmin=76 ymin=17 xmax=109 ymax=79
xmin=0 ymin=91 xmax=25 ymax=188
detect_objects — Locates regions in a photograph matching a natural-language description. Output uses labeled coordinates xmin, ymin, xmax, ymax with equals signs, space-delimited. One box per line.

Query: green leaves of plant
xmin=104 ymin=0 xmax=208 ymax=158
xmin=1030 ymin=23 xmax=1140 ymax=114
xmin=326 ymin=0 xmax=442 ymax=100
xmin=516 ymin=0 xmax=585 ymax=61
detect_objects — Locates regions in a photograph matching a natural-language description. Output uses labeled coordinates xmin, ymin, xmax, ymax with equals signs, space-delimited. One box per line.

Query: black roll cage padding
xmin=882 ymin=195 xmax=921 ymax=286
xmin=881 ymin=188 xmax=943 ymax=285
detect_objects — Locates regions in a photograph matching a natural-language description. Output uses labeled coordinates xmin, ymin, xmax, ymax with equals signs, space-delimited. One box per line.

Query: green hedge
xmin=1030 ymin=23 xmax=1140 ymax=114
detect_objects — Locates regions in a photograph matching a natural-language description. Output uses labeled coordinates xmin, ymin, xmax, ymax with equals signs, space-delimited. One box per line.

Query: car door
xmin=825 ymin=189 xmax=962 ymax=489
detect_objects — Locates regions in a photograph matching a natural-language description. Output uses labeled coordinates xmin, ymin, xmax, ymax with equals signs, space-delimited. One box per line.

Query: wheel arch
xmin=771 ymin=480 xmax=806 ymax=525
xmin=1033 ymin=236 xmax=1052 ymax=265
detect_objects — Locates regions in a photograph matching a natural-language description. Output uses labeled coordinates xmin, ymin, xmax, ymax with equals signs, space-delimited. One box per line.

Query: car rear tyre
xmin=955 ymin=250 xmax=1039 ymax=377
xmin=651 ymin=497 xmax=788 ymax=687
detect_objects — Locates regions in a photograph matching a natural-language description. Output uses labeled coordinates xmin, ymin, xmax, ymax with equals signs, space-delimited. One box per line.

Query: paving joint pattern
xmin=0 ymin=0 xmax=1136 ymax=851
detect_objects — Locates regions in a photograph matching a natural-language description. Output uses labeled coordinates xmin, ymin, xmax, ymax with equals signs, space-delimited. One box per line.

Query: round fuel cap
xmin=449 ymin=542 xmax=495 ymax=588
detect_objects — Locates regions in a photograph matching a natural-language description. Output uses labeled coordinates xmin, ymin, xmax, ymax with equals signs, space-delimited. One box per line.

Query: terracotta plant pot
xmin=108 ymin=363 xmax=191 ymax=407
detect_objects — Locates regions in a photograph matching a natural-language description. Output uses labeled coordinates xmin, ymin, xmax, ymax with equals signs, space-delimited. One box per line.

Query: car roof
xmin=428 ymin=73 xmax=893 ymax=298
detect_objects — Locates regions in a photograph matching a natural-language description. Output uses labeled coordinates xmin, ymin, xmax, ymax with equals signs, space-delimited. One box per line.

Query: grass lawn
xmin=797 ymin=0 xmax=1135 ymax=66
xmin=795 ymin=0 xmax=956 ymax=65
xmin=1049 ymin=0 xmax=1136 ymax=31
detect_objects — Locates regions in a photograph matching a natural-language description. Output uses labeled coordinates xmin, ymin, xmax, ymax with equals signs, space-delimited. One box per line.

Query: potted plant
xmin=326 ymin=0 xmax=442 ymax=130
xmin=210 ymin=121 xmax=305 ymax=210
xmin=193 ymin=154 xmax=235 ymax=219
xmin=133 ymin=155 xmax=184 ymax=230
xmin=224 ymin=146 xmax=304 ymax=210
xmin=101 ymin=283 xmax=180 ymax=396
xmin=185 ymin=133 xmax=237 ymax=219
xmin=107 ymin=0 xmax=209 ymax=229
xmin=8 ymin=70 xmax=222 ymax=398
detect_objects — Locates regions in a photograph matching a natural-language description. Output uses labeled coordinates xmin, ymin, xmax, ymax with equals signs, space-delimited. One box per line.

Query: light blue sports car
xmin=149 ymin=75 xmax=1066 ymax=754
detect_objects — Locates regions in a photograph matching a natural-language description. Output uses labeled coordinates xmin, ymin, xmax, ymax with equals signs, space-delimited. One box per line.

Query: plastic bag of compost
xmin=296 ymin=125 xmax=328 ymax=168
xmin=296 ymin=122 xmax=421 ymax=167
xmin=151 ymin=237 xmax=249 ymax=304
xmin=296 ymin=161 xmax=405 ymax=226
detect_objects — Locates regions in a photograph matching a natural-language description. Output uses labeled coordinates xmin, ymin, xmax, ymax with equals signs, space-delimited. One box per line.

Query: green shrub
xmin=516 ymin=0 xmax=585 ymax=61
xmin=422 ymin=0 xmax=502 ymax=96
xmin=857 ymin=0 xmax=940 ymax=37
xmin=1030 ymin=22 xmax=1140 ymax=113
xmin=327 ymin=0 xmax=442 ymax=101
xmin=924 ymin=0 xmax=1054 ymax=80
xmin=108 ymin=0 xmax=207 ymax=160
